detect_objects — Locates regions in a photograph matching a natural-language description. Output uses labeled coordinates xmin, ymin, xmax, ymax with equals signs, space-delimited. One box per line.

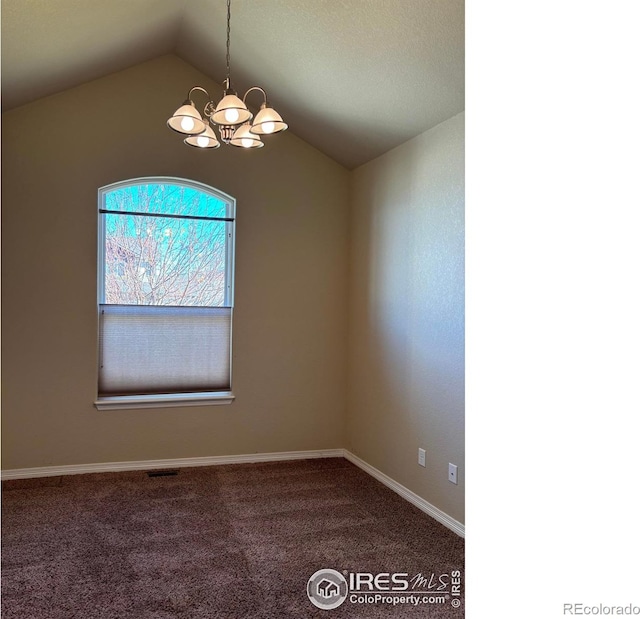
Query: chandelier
xmin=167 ymin=0 xmax=288 ymax=150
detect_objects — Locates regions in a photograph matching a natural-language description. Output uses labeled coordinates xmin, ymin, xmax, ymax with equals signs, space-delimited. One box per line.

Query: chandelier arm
xmin=242 ymin=86 xmax=268 ymax=106
xmin=187 ymin=86 xmax=211 ymax=101
xmin=203 ymin=101 xmax=217 ymax=120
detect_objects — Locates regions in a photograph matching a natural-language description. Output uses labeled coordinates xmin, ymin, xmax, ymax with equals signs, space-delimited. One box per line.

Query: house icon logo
xmin=307 ymin=569 xmax=348 ymax=609
xmin=318 ymin=579 xmax=339 ymax=598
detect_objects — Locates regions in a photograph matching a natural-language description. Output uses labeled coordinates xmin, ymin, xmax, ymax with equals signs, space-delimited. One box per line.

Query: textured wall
xmin=346 ymin=113 xmax=465 ymax=523
xmin=1 ymin=54 xmax=349 ymax=469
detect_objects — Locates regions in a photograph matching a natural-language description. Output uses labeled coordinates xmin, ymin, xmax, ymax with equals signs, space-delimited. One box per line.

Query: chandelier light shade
xmin=230 ymin=123 xmax=263 ymax=149
xmin=184 ymin=124 xmax=220 ymax=149
xmin=167 ymin=102 xmax=207 ymax=135
xmin=167 ymin=0 xmax=287 ymax=150
xmin=211 ymin=93 xmax=252 ymax=126
xmin=250 ymin=104 xmax=288 ymax=135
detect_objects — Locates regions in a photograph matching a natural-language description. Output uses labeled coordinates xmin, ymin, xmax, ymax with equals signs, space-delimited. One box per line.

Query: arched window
xmin=95 ymin=178 xmax=235 ymax=410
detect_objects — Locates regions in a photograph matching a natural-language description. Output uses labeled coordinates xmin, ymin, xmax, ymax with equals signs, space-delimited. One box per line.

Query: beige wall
xmin=346 ymin=113 xmax=465 ymax=523
xmin=1 ymin=55 xmax=350 ymax=469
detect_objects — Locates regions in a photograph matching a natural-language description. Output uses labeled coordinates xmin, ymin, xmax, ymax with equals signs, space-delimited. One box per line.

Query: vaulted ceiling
xmin=1 ymin=0 xmax=464 ymax=169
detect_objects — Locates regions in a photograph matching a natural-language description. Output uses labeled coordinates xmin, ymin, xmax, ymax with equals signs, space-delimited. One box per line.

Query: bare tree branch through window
xmin=103 ymin=184 xmax=229 ymax=307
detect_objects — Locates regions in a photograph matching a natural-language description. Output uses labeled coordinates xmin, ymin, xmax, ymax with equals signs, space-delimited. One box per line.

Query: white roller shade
xmin=98 ymin=305 xmax=231 ymax=396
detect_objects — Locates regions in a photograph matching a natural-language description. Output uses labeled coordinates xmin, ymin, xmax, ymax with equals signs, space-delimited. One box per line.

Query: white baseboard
xmin=0 ymin=449 xmax=344 ymax=480
xmin=343 ymin=450 xmax=465 ymax=538
xmin=2 ymin=448 xmax=464 ymax=538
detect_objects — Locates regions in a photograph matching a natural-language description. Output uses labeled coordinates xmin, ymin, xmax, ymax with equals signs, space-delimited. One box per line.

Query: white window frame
xmin=94 ymin=177 xmax=236 ymax=411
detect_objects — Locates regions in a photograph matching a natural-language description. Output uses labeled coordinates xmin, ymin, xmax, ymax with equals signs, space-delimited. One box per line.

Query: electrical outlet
xmin=418 ymin=448 xmax=426 ymax=467
xmin=448 ymin=463 xmax=458 ymax=484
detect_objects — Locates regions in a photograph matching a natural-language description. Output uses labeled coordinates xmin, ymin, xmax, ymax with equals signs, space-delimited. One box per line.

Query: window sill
xmin=94 ymin=392 xmax=235 ymax=411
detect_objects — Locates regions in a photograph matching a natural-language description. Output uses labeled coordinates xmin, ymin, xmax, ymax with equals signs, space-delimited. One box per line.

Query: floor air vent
xmin=147 ymin=470 xmax=179 ymax=478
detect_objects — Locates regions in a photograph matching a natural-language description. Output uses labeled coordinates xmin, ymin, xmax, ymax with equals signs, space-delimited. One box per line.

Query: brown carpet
xmin=1 ymin=458 xmax=464 ymax=618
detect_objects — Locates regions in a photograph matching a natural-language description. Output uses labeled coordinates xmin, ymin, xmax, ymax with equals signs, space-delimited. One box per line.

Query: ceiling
xmin=1 ymin=0 xmax=464 ymax=169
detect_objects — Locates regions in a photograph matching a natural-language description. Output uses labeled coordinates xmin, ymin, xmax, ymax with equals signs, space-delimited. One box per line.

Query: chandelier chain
xmin=225 ymin=0 xmax=231 ymax=86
